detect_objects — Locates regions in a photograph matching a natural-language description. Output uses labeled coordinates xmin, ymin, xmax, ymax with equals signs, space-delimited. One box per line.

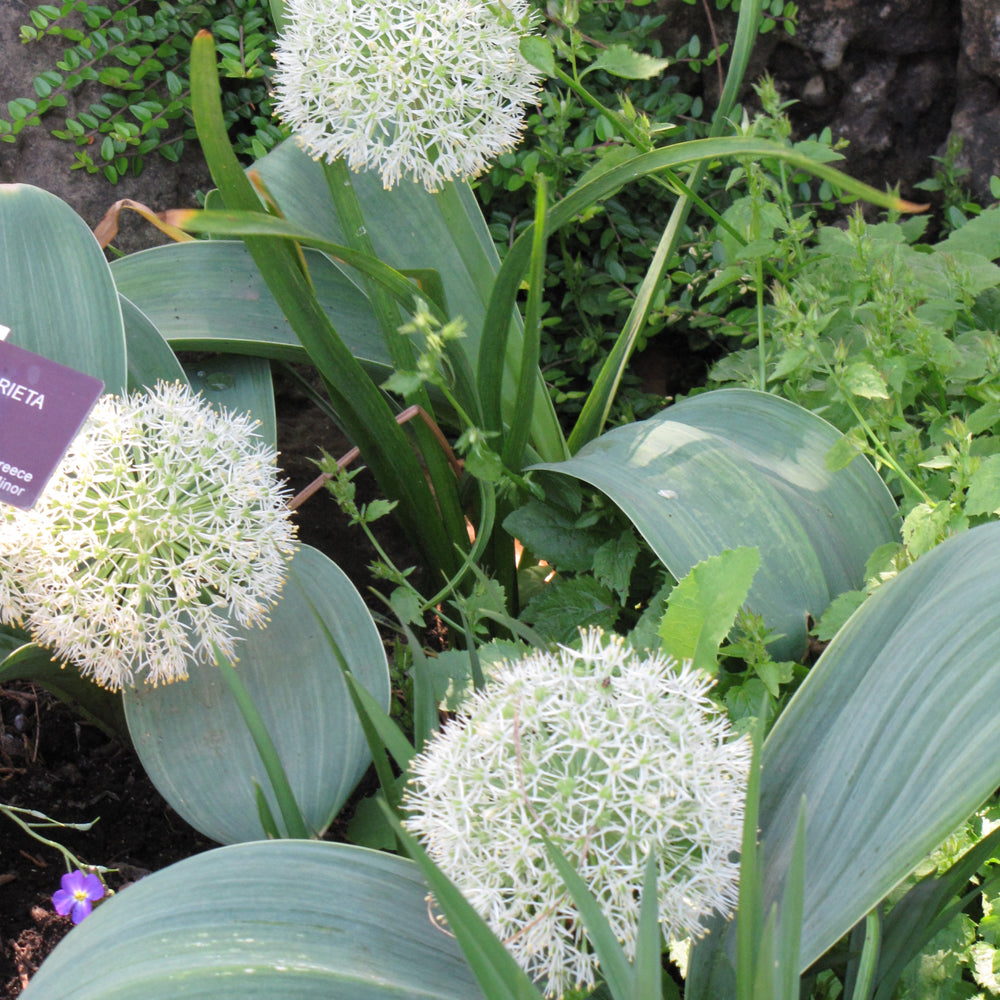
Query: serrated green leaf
xmin=588 ymin=44 xmax=671 ymax=80
xmin=519 ymin=35 xmax=555 ymax=75
xmin=389 ymin=585 xmax=423 ymax=626
xmin=658 ymin=547 xmax=760 ymax=672
xmin=502 ymin=500 xmax=606 ymax=572
xmin=522 ymin=575 xmax=617 ymax=643
xmin=592 ymin=531 xmax=639 ymax=603
xmin=824 ymin=430 xmax=864 ymax=471
xmin=841 ymin=361 xmax=889 ymax=399
xmin=811 ymin=588 xmax=866 ymax=642
xmin=901 ymin=502 xmax=950 ymax=558
xmin=965 ymin=454 xmax=1000 ymax=515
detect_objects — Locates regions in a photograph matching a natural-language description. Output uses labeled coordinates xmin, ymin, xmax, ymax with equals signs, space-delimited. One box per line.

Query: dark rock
xmin=961 ymin=0 xmax=1000 ymax=84
xmin=948 ymin=78 xmax=1000 ymax=202
xmin=692 ymin=0 xmax=966 ymax=200
xmin=793 ymin=0 xmax=956 ymax=70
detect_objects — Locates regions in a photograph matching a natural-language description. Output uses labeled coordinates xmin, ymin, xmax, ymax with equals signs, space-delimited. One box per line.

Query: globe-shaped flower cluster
xmin=403 ymin=628 xmax=751 ymax=998
xmin=272 ymin=0 xmax=541 ymax=190
xmin=0 ymin=381 xmax=297 ymax=689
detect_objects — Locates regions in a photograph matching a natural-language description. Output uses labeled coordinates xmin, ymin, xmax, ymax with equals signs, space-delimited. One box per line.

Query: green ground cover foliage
xmin=3 ymin=0 xmax=281 ymax=183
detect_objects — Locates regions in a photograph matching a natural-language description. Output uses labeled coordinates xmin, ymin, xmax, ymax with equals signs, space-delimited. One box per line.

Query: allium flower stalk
xmin=0 ymin=381 xmax=297 ymax=689
xmin=403 ymin=628 xmax=751 ymax=998
xmin=272 ymin=0 xmax=542 ymax=190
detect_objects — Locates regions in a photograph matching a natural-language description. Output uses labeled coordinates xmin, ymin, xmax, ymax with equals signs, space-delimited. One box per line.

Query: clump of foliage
xmin=2 ymin=0 xmax=282 ymax=183
xmin=477 ymin=0 xmax=800 ymax=426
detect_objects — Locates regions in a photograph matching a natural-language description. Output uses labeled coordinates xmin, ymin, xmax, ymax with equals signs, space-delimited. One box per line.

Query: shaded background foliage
xmin=1 ymin=0 xmax=997 ymax=248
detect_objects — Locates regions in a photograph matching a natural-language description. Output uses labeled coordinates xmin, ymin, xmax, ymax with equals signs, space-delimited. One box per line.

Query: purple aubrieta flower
xmin=52 ymin=869 xmax=105 ymax=924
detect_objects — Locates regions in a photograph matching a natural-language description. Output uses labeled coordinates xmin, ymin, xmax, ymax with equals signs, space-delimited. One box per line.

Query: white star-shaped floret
xmin=273 ymin=0 xmax=541 ymax=191
xmin=403 ymin=628 xmax=751 ymax=997
xmin=0 ymin=382 xmax=297 ymax=689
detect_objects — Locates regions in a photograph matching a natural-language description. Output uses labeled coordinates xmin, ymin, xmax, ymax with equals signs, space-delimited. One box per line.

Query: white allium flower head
xmin=0 ymin=381 xmax=297 ymax=690
xmin=403 ymin=628 xmax=751 ymax=998
xmin=272 ymin=0 xmax=542 ymax=191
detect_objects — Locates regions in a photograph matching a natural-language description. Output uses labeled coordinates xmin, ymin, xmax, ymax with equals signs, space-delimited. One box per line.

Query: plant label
xmin=0 ymin=339 xmax=104 ymax=510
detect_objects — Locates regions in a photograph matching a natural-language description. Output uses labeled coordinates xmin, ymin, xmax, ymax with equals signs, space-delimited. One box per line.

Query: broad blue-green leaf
xmin=688 ymin=522 xmax=1000 ymax=996
xmin=250 ymin=140 xmax=564 ymax=460
xmin=123 ymin=545 xmax=389 ymax=843
xmin=0 ymin=183 xmax=126 ymax=392
xmin=111 ymin=240 xmax=392 ymax=378
xmin=658 ymin=547 xmax=760 ymax=672
xmin=22 ymin=840 xmax=485 ymax=1000
xmin=535 ymin=389 xmax=899 ymax=659
xmin=184 ymin=354 xmax=276 ymax=449
xmin=120 ymin=295 xmax=187 ymax=392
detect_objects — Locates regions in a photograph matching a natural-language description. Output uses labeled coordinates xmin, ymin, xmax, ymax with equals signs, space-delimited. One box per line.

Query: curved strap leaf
xmin=533 ymin=389 xmax=899 ymax=659
xmin=120 ymin=295 xmax=187 ymax=392
xmin=22 ymin=840 xmax=485 ymax=999
xmin=689 ymin=521 xmax=1000 ymax=994
xmin=123 ymin=545 xmax=389 ymax=844
xmin=0 ymin=183 xmax=126 ymax=392
xmin=111 ymin=241 xmax=391 ymax=375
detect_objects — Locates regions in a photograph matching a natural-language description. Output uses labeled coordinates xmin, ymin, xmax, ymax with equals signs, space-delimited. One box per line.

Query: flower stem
xmin=214 ymin=646 xmax=311 ymax=839
xmin=1 ymin=803 xmax=103 ymax=876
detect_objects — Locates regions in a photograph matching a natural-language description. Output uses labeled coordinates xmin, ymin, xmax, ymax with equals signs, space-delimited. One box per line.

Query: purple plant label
xmin=0 ymin=340 xmax=104 ymax=510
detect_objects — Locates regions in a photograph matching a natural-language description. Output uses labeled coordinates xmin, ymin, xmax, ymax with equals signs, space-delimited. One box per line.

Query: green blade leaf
xmin=535 ymin=389 xmax=899 ymax=659
xmin=634 ymin=853 xmax=670 ymax=1000
xmin=188 ymin=31 xmax=460 ymax=583
xmin=249 ymin=139 xmax=565 ymax=462
xmin=387 ymin=808 xmax=545 ymax=1000
xmin=123 ymin=545 xmax=389 ymax=843
xmin=0 ymin=183 xmax=126 ymax=392
xmin=22 ymin=840 xmax=486 ymax=999
xmin=111 ymin=241 xmax=392 ymax=376
xmin=873 ymin=827 xmax=1000 ymax=999
xmin=479 ymin=136 xmax=924 ymax=451
xmin=542 ymin=835 xmax=633 ymax=1000
xmin=777 ymin=800 xmax=806 ymax=1000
